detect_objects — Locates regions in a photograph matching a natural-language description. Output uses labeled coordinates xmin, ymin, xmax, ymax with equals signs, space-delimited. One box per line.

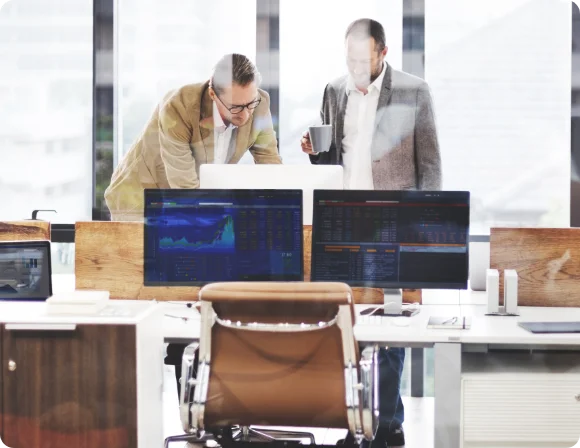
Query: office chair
xmin=164 ymin=281 xmax=379 ymax=447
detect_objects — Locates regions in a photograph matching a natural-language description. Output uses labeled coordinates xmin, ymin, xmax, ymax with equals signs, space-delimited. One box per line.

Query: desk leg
xmin=434 ymin=343 xmax=461 ymax=448
xmin=410 ymin=348 xmax=424 ymax=397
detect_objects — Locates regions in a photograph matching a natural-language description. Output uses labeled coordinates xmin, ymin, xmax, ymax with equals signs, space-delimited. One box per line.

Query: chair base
xmin=164 ymin=431 xmax=213 ymax=448
xmin=166 ymin=426 xmax=340 ymax=447
xmin=230 ymin=427 xmax=316 ymax=444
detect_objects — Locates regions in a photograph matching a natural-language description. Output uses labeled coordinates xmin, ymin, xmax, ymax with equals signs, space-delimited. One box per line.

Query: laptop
xmin=199 ymin=164 xmax=343 ymax=225
xmin=518 ymin=321 xmax=580 ymax=334
xmin=0 ymin=240 xmax=52 ymax=301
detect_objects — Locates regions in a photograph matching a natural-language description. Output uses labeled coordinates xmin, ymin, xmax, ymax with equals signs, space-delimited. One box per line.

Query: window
xmin=117 ymin=0 xmax=257 ymax=160
xmin=278 ymin=0 xmax=403 ymax=164
xmin=403 ymin=16 xmax=424 ymax=51
xmin=0 ymin=0 xmax=93 ymax=222
xmin=269 ymin=16 xmax=280 ymax=50
xmin=425 ymin=0 xmax=571 ymax=233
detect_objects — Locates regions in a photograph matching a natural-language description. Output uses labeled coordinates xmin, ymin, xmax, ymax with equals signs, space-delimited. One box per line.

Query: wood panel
xmin=1 ymin=324 xmax=137 ymax=448
xmin=75 ymin=222 xmax=198 ymax=301
xmin=0 ymin=221 xmax=50 ymax=241
xmin=75 ymin=222 xmax=419 ymax=304
xmin=490 ymin=227 xmax=580 ymax=307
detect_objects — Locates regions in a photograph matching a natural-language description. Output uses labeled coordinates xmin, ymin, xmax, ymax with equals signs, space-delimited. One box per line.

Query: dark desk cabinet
xmin=0 ymin=303 xmax=163 ymax=448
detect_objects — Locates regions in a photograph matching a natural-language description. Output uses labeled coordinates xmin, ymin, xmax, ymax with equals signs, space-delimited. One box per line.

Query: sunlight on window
xmin=426 ymin=0 xmax=571 ymax=232
xmin=279 ymin=0 xmax=403 ymax=164
xmin=0 ymin=0 xmax=93 ymax=222
xmin=118 ymin=0 xmax=257 ymax=159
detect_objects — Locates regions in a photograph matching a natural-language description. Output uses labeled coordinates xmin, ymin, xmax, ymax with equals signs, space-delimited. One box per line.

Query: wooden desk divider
xmin=75 ymin=221 xmax=197 ymax=301
xmin=76 ymin=221 xmax=418 ymax=304
xmin=0 ymin=221 xmax=50 ymax=241
xmin=490 ymin=227 xmax=580 ymax=307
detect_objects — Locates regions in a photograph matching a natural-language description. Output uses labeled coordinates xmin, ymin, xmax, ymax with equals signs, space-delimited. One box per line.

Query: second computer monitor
xmin=144 ymin=189 xmax=303 ymax=285
xmin=310 ymin=190 xmax=470 ymax=289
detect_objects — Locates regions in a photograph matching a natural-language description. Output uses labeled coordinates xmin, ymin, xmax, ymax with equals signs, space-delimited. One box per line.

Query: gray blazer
xmin=310 ymin=63 xmax=442 ymax=191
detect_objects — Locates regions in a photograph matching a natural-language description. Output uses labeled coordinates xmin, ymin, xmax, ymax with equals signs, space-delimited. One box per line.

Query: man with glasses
xmin=301 ymin=18 xmax=442 ymax=448
xmin=105 ymin=53 xmax=281 ymax=221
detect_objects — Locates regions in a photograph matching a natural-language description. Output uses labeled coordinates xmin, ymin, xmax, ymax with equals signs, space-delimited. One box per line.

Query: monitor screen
xmin=0 ymin=241 xmax=52 ymax=300
xmin=144 ymin=189 xmax=303 ymax=285
xmin=310 ymin=190 xmax=470 ymax=289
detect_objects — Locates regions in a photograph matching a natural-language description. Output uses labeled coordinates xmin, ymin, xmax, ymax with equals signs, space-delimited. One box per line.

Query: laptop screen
xmin=0 ymin=241 xmax=52 ymax=300
xmin=144 ymin=189 xmax=304 ymax=286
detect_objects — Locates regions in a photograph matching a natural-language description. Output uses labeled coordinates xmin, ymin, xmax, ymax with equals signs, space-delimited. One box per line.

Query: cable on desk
xmin=164 ymin=314 xmax=194 ymax=321
xmin=165 ymin=301 xmax=201 ymax=309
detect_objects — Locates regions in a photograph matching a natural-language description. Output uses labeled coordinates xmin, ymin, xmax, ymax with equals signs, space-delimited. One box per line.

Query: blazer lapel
xmin=199 ymin=86 xmax=215 ymax=164
xmin=335 ymin=79 xmax=348 ymax=164
xmin=374 ymin=63 xmax=393 ymax=128
xmin=371 ymin=63 xmax=394 ymax=160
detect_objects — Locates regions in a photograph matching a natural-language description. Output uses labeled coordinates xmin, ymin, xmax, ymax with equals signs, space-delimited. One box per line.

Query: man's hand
xmin=300 ymin=130 xmax=316 ymax=155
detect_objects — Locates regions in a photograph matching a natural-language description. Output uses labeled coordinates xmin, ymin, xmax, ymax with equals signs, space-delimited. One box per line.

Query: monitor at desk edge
xmin=144 ymin=189 xmax=303 ymax=286
xmin=0 ymin=240 xmax=52 ymax=301
xmin=310 ymin=190 xmax=470 ymax=289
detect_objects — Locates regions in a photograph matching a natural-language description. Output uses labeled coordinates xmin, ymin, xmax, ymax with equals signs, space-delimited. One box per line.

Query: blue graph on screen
xmin=158 ymin=214 xmax=235 ymax=252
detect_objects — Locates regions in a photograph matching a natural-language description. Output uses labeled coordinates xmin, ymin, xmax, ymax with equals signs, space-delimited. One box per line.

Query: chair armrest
xmin=179 ymin=342 xmax=199 ymax=433
xmin=360 ymin=345 xmax=379 ymax=441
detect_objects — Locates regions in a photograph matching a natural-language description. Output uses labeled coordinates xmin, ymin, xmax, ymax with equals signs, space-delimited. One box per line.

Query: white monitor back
xmin=199 ymin=164 xmax=343 ymax=225
xmin=469 ymin=241 xmax=490 ymax=291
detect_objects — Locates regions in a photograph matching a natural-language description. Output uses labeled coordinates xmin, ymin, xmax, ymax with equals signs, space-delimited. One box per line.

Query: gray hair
xmin=210 ymin=53 xmax=261 ymax=94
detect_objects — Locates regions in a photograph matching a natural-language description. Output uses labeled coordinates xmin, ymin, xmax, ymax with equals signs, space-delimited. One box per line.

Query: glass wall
xmin=279 ymin=0 xmax=403 ymax=164
xmin=117 ymin=0 xmax=257 ymax=160
xmin=426 ymin=0 xmax=570 ymax=233
xmin=0 ymin=0 xmax=93 ymax=222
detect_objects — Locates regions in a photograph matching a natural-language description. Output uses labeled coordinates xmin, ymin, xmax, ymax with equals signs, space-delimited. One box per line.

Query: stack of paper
xmin=46 ymin=290 xmax=109 ymax=315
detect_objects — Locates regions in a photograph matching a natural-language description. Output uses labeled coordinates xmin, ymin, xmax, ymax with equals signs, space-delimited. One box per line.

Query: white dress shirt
xmin=213 ymin=102 xmax=237 ymax=164
xmin=341 ymin=63 xmax=386 ymax=190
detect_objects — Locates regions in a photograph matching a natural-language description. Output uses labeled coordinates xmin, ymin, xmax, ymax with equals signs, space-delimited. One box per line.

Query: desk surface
xmin=5 ymin=274 xmax=569 ymax=347
xmin=159 ymin=303 xmax=580 ymax=346
xmin=355 ymin=304 xmax=580 ymax=346
xmin=0 ymin=300 xmax=159 ymax=325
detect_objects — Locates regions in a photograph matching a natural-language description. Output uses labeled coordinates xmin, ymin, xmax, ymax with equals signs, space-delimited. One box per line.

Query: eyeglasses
xmin=214 ymin=93 xmax=261 ymax=114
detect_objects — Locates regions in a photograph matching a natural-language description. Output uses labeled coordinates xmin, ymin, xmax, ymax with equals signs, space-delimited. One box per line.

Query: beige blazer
xmin=104 ymin=81 xmax=281 ymax=221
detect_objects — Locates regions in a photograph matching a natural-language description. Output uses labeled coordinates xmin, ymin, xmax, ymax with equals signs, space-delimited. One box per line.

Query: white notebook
xmin=46 ymin=290 xmax=109 ymax=315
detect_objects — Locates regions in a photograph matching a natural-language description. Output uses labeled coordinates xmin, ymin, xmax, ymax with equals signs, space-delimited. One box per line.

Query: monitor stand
xmin=359 ymin=288 xmax=420 ymax=317
xmin=383 ymin=288 xmax=403 ymax=316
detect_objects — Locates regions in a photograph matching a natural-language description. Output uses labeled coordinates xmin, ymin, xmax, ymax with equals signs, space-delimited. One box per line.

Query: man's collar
xmin=346 ymin=62 xmax=387 ymax=95
xmin=213 ymin=101 xmax=227 ymax=133
xmin=212 ymin=101 xmax=237 ymax=133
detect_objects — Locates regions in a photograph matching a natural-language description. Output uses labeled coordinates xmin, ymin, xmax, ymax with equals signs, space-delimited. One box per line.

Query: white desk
xmin=44 ymin=275 xmax=580 ymax=448
xmin=0 ymin=298 xmax=163 ymax=448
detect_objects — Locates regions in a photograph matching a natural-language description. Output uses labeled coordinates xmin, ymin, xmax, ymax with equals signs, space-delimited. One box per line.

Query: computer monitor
xmin=144 ymin=189 xmax=303 ymax=286
xmin=0 ymin=240 xmax=52 ymax=301
xmin=199 ymin=164 xmax=343 ymax=225
xmin=310 ymin=190 xmax=470 ymax=314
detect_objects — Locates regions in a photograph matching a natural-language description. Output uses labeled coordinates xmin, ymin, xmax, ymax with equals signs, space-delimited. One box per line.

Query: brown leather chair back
xmin=196 ymin=282 xmax=356 ymax=430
